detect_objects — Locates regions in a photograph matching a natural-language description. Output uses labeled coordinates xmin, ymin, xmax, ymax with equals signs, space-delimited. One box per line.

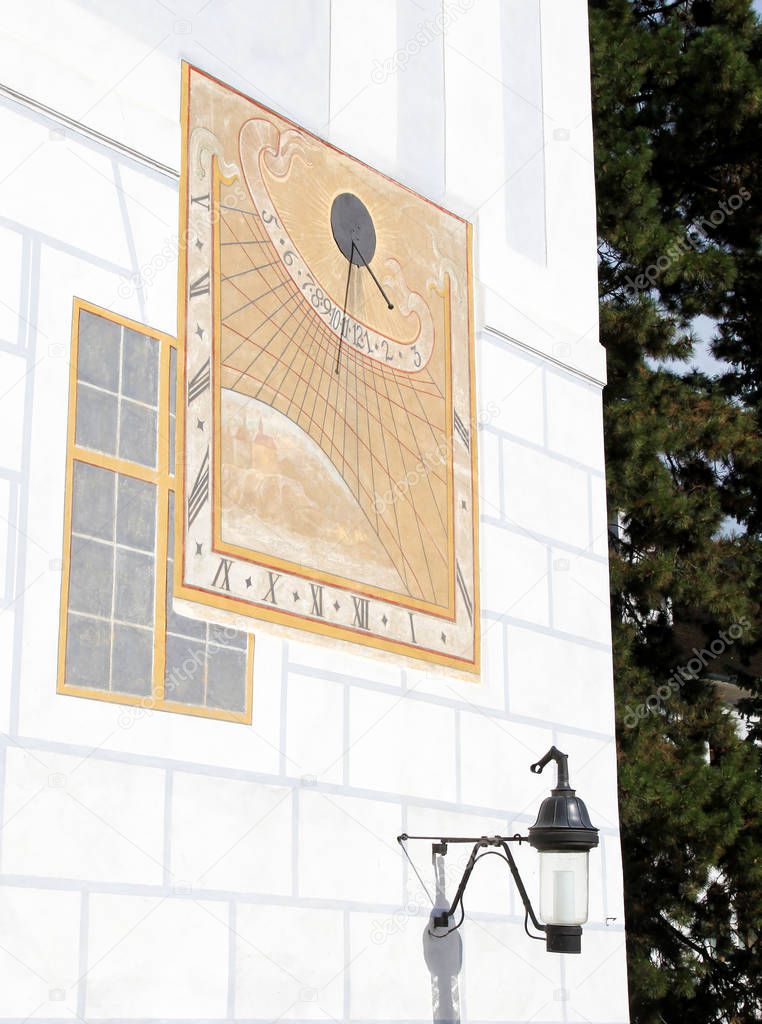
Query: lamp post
xmin=397 ymin=746 xmax=599 ymax=954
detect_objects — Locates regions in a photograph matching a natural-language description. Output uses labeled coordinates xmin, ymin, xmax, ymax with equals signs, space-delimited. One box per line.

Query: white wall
xmin=0 ymin=1 xmax=629 ymax=1021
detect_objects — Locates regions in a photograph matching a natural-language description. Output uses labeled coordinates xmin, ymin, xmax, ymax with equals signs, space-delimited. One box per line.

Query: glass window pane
xmin=72 ymin=462 xmax=115 ymax=542
xmin=116 ymin=475 xmax=156 ymax=552
xmin=122 ymin=328 xmax=159 ymax=406
xmin=118 ymin=400 xmax=157 ymax=467
xmin=206 ymin=644 xmax=247 ymax=711
xmin=78 ymin=311 xmax=120 ymax=392
xmin=114 ymin=548 xmax=154 ymax=626
xmin=111 ymin=624 xmax=153 ymax=696
xmin=75 ymin=384 xmax=117 ymax=455
xmin=66 ymin=613 xmax=110 ymax=689
xmin=69 ymin=536 xmax=113 ymax=617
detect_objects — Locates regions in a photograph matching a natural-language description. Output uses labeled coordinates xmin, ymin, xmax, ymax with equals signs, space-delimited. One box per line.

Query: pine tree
xmin=589 ymin=1 xmax=762 ymax=1019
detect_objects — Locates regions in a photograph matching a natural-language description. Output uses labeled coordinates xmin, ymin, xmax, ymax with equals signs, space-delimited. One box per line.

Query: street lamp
xmin=528 ymin=746 xmax=599 ymax=952
xmin=398 ymin=746 xmax=599 ymax=954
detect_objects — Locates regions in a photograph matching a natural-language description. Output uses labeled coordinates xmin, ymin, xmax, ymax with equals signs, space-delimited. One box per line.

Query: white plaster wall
xmin=0 ymin=1 xmax=629 ymax=1022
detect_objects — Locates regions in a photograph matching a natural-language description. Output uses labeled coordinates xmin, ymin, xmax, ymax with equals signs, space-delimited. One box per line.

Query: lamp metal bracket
xmin=397 ymin=833 xmax=546 ymax=938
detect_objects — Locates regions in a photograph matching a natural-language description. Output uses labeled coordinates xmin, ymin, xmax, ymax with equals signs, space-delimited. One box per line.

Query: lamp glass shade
xmin=538 ymin=850 xmax=589 ymax=926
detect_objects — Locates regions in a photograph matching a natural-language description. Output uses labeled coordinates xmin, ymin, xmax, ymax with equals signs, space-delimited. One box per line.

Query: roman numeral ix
xmin=211 ymin=557 xmax=232 ymax=591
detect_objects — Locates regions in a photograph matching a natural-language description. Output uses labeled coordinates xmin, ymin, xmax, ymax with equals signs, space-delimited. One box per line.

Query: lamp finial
xmin=530 ymin=745 xmax=571 ymax=791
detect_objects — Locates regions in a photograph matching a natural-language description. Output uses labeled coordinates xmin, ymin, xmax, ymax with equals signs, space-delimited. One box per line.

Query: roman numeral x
xmin=310 ymin=584 xmax=324 ymax=617
xmin=263 ymin=572 xmax=281 ymax=605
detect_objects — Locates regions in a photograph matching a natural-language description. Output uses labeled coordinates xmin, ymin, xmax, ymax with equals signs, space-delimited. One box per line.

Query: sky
xmin=658 ymin=0 xmax=761 ymax=376
xmin=683 ymin=317 xmax=727 ymax=375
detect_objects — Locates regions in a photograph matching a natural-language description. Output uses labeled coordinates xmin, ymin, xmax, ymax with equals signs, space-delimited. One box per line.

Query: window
xmin=58 ymin=299 xmax=253 ymax=722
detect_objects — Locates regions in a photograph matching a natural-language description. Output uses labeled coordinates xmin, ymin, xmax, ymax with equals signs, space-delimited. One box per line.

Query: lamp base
xmin=545 ymin=925 xmax=582 ymax=954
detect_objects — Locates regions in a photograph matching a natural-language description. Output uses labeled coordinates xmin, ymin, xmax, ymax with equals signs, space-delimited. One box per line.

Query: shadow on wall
xmin=423 ymin=853 xmax=463 ymax=1023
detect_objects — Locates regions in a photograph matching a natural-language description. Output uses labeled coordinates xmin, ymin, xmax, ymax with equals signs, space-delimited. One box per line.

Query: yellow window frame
xmin=57 ymin=297 xmax=254 ymax=724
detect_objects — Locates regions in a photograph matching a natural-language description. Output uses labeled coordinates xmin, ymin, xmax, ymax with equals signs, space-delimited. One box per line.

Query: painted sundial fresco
xmin=144 ymin=61 xmax=475 ymax=671
xmin=176 ymin=64 xmax=480 ymax=674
